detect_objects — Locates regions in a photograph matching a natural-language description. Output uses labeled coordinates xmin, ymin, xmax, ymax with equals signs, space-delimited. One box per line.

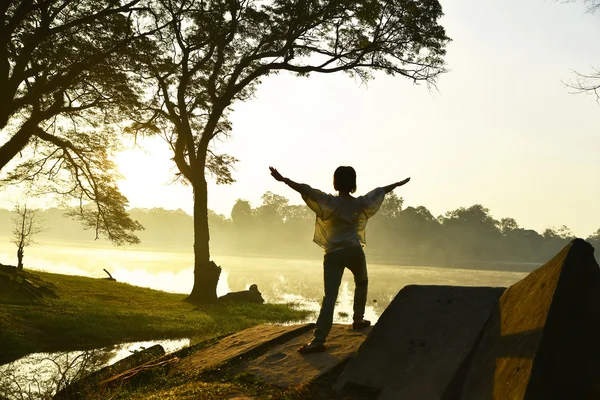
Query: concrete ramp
xmin=457 ymin=239 xmax=600 ymax=400
xmin=335 ymin=285 xmax=505 ymax=399
xmin=239 ymin=324 xmax=370 ymax=387
xmin=173 ymin=323 xmax=313 ymax=374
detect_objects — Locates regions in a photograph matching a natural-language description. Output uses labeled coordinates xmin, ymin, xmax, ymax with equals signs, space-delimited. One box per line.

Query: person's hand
xmin=397 ymin=177 xmax=410 ymax=186
xmin=269 ymin=166 xmax=285 ymax=182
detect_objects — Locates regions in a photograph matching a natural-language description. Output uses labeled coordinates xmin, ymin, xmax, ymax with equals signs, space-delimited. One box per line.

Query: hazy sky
xmin=2 ymin=0 xmax=600 ymax=237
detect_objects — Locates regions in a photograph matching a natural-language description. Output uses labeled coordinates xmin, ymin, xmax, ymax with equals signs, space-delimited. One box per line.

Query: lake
xmin=0 ymin=240 xmax=530 ymax=322
xmin=0 ymin=240 xmax=532 ymax=396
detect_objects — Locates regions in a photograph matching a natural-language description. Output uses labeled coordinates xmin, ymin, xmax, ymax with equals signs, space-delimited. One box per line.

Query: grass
xmin=0 ymin=270 xmax=310 ymax=364
xmin=71 ymin=335 xmax=376 ymax=400
xmin=0 ymin=270 xmax=369 ymax=400
xmin=58 ymin=317 xmax=376 ymax=400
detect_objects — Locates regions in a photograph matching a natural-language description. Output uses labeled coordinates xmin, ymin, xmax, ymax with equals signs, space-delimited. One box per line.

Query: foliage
xmin=0 ymin=0 xmax=150 ymax=244
xmin=126 ymin=0 xmax=450 ymax=299
xmin=231 ymin=199 xmax=254 ymax=229
xmin=133 ymin=0 xmax=450 ymax=187
xmin=2 ymin=193 xmax=595 ymax=267
xmin=376 ymin=192 xmax=404 ymax=220
xmin=222 ymin=197 xmax=594 ymax=264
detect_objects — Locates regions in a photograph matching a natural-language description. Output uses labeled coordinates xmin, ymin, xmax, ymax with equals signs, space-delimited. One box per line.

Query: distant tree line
xmin=1 ymin=193 xmax=598 ymax=270
xmin=225 ymin=192 xmax=600 ymax=268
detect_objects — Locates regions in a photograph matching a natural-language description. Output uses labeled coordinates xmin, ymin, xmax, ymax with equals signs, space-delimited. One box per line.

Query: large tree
xmin=136 ymin=0 xmax=450 ymax=302
xmin=0 ymin=0 xmax=153 ymax=244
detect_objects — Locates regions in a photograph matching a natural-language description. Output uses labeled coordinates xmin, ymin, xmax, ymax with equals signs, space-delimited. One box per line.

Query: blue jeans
xmin=312 ymin=246 xmax=368 ymax=345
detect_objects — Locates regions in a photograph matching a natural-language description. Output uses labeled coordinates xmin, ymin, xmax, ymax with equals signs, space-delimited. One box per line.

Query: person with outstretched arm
xmin=269 ymin=166 xmax=410 ymax=354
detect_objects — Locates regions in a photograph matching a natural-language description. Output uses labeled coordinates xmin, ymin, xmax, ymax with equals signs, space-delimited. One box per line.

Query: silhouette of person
xmin=270 ymin=166 xmax=410 ymax=354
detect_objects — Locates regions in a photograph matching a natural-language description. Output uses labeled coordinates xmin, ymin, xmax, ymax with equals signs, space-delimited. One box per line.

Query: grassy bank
xmin=60 ymin=336 xmax=374 ymax=400
xmin=111 ymin=359 xmax=366 ymax=400
xmin=0 ymin=270 xmax=310 ymax=364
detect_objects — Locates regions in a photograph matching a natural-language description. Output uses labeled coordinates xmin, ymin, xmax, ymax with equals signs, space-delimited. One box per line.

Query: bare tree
xmin=10 ymin=204 xmax=45 ymax=270
xmin=565 ymin=0 xmax=600 ymax=99
xmin=584 ymin=0 xmax=600 ymax=12
xmin=567 ymin=67 xmax=600 ymax=100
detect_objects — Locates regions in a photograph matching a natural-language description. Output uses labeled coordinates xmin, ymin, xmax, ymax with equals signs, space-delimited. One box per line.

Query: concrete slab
xmin=334 ymin=285 xmax=505 ymax=400
xmin=457 ymin=239 xmax=600 ymax=400
xmin=173 ymin=323 xmax=313 ymax=374
xmin=239 ymin=324 xmax=371 ymax=387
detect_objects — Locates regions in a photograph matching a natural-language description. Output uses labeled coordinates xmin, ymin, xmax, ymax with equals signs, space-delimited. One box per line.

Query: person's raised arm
xmin=269 ymin=166 xmax=304 ymax=193
xmin=382 ymin=177 xmax=411 ymax=194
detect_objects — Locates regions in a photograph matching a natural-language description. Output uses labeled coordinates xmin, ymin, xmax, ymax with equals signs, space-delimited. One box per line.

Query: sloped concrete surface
xmin=458 ymin=239 xmax=600 ymax=400
xmin=240 ymin=324 xmax=371 ymax=387
xmin=173 ymin=323 xmax=313 ymax=373
xmin=335 ymin=285 xmax=504 ymax=400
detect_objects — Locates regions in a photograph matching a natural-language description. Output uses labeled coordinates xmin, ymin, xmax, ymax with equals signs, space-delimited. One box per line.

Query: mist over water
xmin=0 ymin=240 xmax=528 ymax=323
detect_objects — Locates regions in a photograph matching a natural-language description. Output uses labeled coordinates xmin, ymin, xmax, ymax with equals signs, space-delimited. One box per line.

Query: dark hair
xmin=333 ymin=166 xmax=357 ymax=193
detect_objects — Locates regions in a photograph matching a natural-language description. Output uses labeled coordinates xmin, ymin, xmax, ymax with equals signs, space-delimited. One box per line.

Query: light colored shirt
xmin=299 ymin=184 xmax=386 ymax=253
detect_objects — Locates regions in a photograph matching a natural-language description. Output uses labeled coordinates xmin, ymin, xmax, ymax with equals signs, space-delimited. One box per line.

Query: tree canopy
xmin=128 ymin=0 xmax=450 ymax=301
xmin=0 ymin=0 xmax=150 ymax=244
xmin=133 ymin=0 xmax=450 ymax=186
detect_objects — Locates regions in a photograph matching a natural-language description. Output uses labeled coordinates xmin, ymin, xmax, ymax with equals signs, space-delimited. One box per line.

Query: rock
xmin=219 ymin=284 xmax=265 ymax=304
xmin=456 ymin=239 xmax=600 ymax=400
xmin=334 ymin=285 xmax=505 ymax=399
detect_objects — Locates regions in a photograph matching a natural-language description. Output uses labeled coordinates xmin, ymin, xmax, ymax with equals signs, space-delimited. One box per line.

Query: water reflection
xmin=0 ymin=240 xmax=529 ymax=320
xmin=275 ymin=281 xmax=379 ymax=326
xmin=0 ymin=339 xmax=189 ymax=399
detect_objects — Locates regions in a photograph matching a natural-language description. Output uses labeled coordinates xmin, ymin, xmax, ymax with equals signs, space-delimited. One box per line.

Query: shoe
xmin=352 ymin=319 xmax=371 ymax=329
xmin=297 ymin=342 xmax=326 ymax=354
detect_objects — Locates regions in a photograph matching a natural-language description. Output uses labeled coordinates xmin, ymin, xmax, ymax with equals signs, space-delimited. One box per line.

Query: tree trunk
xmin=186 ymin=177 xmax=221 ymax=303
xmin=17 ymin=246 xmax=23 ymax=270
